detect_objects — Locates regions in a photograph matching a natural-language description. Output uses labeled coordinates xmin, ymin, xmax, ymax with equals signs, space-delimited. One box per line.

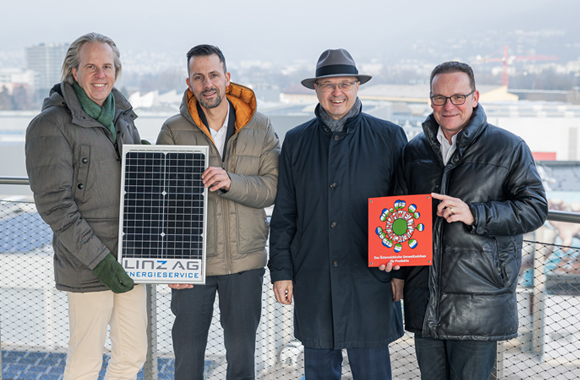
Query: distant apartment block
xmin=0 ymin=68 xmax=39 ymax=92
xmin=25 ymin=43 xmax=69 ymax=90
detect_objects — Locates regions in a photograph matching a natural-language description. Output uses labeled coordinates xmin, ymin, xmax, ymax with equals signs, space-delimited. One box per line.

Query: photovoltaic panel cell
xmin=118 ymin=145 xmax=208 ymax=284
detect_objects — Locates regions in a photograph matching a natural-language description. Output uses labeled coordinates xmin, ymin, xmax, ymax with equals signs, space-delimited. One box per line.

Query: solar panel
xmin=118 ymin=145 xmax=208 ymax=284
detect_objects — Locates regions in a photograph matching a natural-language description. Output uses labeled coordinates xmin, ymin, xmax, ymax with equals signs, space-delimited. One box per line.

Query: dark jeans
xmin=304 ymin=345 xmax=392 ymax=380
xmin=171 ymin=268 xmax=265 ymax=380
xmin=414 ymin=335 xmax=497 ymax=380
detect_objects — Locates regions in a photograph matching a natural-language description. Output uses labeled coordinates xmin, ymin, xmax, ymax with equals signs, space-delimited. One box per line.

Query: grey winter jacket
xmin=25 ymin=82 xmax=141 ymax=292
xmin=156 ymin=83 xmax=280 ymax=276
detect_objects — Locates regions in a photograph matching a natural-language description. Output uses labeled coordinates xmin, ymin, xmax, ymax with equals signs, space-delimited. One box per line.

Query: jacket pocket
xmin=206 ymin=198 xmax=217 ymax=257
xmin=443 ymin=245 xmax=506 ymax=294
xmin=85 ymin=217 xmax=119 ymax=255
xmin=53 ymin=246 xmax=100 ymax=289
xmin=236 ymin=205 xmax=268 ymax=254
xmin=496 ymin=236 xmax=521 ymax=289
xmin=73 ymin=145 xmax=92 ymax=203
xmin=488 ymin=238 xmax=509 ymax=289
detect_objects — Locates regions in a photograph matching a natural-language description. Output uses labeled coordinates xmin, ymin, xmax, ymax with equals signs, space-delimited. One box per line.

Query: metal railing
xmin=2 ymin=177 xmax=580 ymax=379
xmin=0 ymin=177 xmax=29 ymax=186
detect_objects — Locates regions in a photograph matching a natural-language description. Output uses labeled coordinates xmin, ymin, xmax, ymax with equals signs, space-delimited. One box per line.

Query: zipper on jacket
xmin=223 ymin=140 xmax=235 ymax=274
xmin=200 ymin=127 xmax=233 ymax=274
xmin=222 ymin=179 xmax=232 ymax=274
xmin=207 ymin=127 xmax=237 ymax=274
xmin=433 ymin=164 xmax=454 ymax=332
xmin=95 ymin=121 xmax=122 ymax=162
xmin=114 ymin=141 xmax=121 ymax=162
xmin=424 ymin=121 xmax=460 ymax=335
xmin=229 ymin=144 xmax=236 ymax=172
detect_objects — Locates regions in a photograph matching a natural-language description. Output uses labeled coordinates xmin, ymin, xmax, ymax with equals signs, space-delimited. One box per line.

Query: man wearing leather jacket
xmin=391 ymin=61 xmax=548 ymax=380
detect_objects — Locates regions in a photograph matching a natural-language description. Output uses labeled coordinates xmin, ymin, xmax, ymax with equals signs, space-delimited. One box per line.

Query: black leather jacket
xmin=397 ymin=105 xmax=547 ymax=340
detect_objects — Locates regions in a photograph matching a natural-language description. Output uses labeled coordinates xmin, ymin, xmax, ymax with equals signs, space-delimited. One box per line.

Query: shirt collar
xmin=436 ymin=126 xmax=458 ymax=147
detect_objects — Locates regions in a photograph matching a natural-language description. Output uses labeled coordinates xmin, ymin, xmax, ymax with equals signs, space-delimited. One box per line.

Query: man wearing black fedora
xmin=269 ymin=48 xmax=408 ymax=379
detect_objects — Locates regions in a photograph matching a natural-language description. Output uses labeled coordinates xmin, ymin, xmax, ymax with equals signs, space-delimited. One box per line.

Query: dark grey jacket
xmin=397 ymin=105 xmax=547 ymax=340
xmin=25 ymin=82 xmax=141 ymax=292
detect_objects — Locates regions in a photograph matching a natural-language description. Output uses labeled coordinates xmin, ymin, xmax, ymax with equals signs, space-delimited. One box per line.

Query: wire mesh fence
xmin=1 ymin=199 xmax=580 ymax=379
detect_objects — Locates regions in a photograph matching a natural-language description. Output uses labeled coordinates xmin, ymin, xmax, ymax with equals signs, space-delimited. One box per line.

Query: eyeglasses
xmin=317 ymin=81 xmax=358 ymax=92
xmin=430 ymin=90 xmax=475 ymax=106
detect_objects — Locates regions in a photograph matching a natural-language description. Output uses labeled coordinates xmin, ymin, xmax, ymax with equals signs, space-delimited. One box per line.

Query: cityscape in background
xmin=1 ymin=27 xmax=580 ymax=111
xmin=2 ymin=4 xmax=580 ymax=379
xmin=2 ymin=25 xmax=580 ymax=202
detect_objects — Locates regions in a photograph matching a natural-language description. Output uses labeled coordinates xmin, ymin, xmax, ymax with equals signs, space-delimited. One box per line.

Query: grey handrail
xmin=0 ymin=176 xmax=29 ymax=185
xmin=547 ymin=210 xmax=580 ymax=224
xmin=2 ymin=176 xmax=580 ymax=224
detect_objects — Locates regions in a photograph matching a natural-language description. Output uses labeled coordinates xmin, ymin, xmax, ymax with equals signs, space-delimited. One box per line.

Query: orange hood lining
xmin=186 ymin=82 xmax=257 ymax=143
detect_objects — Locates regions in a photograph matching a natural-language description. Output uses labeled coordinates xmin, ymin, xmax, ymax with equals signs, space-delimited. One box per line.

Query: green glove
xmin=92 ymin=253 xmax=134 ymax=293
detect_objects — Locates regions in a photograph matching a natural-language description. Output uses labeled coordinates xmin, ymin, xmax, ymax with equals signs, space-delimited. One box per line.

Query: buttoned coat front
xmin=269 ymin=105 xmax=407 ymax=349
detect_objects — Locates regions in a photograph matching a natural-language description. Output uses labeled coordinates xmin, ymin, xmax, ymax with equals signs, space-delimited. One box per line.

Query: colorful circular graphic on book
xmin=375 ymin=201 xmax=423 ymax=251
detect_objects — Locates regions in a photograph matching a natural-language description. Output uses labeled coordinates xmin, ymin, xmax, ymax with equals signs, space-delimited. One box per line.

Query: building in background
xmin=25 ymin=43 xmax=69 ymax=90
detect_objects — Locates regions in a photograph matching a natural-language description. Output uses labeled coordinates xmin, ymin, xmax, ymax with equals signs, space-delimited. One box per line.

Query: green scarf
xmin=72 ymin=81 xmax=116 ymax=143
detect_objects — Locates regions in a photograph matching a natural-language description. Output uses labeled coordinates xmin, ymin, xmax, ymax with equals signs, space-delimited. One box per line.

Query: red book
xmin=368 ymin=194 xmax=433 ymax=267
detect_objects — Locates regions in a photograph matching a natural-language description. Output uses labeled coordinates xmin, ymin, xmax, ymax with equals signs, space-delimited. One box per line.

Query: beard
xmin=198 ymin=87 xmax=223 ymax=109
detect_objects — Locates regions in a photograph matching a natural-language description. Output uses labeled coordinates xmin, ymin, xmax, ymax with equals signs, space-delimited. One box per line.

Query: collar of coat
xmin=43 ymin=82 xmax=136 ymax=128
xmin=314 ymin=102 xmax=363 ymax=134
xmin=422 ymin=105 xmax=489 ymax=156
xmin=184 ymin=82 xmax=257 ymax=143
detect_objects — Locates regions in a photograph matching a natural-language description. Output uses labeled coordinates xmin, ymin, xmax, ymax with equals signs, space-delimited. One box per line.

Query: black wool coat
xmin=269 ymin=104 xmax=408 ymax=349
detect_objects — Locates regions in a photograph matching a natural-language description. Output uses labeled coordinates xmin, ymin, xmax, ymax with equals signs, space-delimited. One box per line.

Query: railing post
xmin=532 ymin=242 xmax=546 ymax=356
xmin=488 ymin=341 xmax=504 ymax=380
xmin=144 ymin=284 xmax=158 ymax=380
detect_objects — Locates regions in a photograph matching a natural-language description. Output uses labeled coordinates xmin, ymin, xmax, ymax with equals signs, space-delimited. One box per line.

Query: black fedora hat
xmin=301 ymin=48 xmax=372 ymax=89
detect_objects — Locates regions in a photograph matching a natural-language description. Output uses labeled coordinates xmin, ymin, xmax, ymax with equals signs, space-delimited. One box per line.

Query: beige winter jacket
xmin=156 ymin=83 xmax=280 ymax=276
